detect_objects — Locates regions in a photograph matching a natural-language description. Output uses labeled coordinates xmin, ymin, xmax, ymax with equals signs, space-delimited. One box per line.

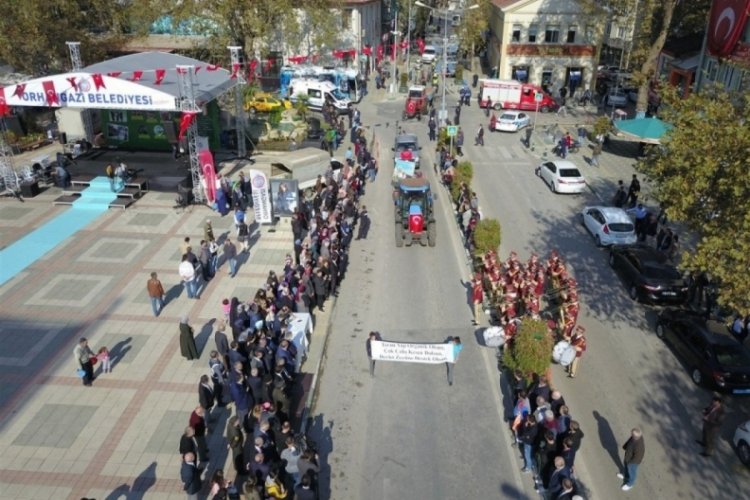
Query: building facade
xmin=488 ymin=0 xmax=603 ymax=95
xmin=695 ymin=0 xmax=750 ymax=93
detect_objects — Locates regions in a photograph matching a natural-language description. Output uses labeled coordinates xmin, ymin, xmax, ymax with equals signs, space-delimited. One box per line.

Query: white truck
xmin=288 ymin=78 xmax=351 ymax=114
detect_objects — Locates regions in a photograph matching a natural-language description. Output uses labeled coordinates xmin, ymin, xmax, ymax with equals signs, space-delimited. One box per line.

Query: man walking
xmin=223 ymin=237 xmax=238 ymax=278
xmin=146 ymin=272 xmax=165 ymax=317
xmin=618 ymin=427 xmax=645 ymax=491
xmin=428 ymin=116 xmax=437 ymax=141
xmin=180 ymin=452 xmax=202 ymax=500
xmin=698 ymin=396 xmax=725 ymax=457
xmin=73 ymin=338 xmax=95 ymax=386
xmin=179 ymin=254 xmax=198 ymax=299
xmin=566 ymin=327 xmax=587 ymax=378
xmin=474 ymin=124 xmax=484 ymax=146
xmin=445 ymin=336 xmax=463 ymax=386
xmin=626 ymin=174 xmax=641 ymax=208
xmin=365 ymin=331 xmax=382 ymax=377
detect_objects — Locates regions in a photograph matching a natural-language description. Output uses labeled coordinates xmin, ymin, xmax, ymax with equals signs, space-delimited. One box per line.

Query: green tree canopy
xmin=639 ymin=86 xmax=750 ymax=314
xmin=503 ymin=318 xmax=554 ymax=377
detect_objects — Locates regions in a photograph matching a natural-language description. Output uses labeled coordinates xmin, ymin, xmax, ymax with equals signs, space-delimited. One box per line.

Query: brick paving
xmin=0 ymin=182 xmax=316 ymax=499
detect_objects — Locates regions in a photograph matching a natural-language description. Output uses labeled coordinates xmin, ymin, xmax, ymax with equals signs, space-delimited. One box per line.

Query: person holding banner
xmin=365 ymin=331 xmax=383 ymax=377
xmin=445 ymin=336 xmax=463 ymax=386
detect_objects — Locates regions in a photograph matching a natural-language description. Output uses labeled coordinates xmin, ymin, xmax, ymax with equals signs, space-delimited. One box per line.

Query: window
xmin=585 ymin=25 xmax=595 ymax=43
xmin=308 ymin=89 xmax=321 ymax=98
xmin=545 ymin=25 xmax=560 ymax=43
xmin=606 ymin=22 xmax=612 ymax=37
xmin=567 ymin=25 xmax=577 ymax=43
xmin=528 ymin=24 xmax=538 ymax=43
xmin=617 ymin=26 xmax=626 ymax=39
xmin=512 ymin=24 xmax=522 ymax=42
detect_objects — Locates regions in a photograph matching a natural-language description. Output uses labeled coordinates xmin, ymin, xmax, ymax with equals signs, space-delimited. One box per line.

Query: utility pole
xmin=391 ymin=6 xmax=399 ymax=93
xmin=406 ymin=1 xmax=413 ymax=82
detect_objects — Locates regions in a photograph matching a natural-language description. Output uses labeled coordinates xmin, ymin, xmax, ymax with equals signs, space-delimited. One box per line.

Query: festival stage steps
xmin=53 ymin=175 xmax=148 ymax=210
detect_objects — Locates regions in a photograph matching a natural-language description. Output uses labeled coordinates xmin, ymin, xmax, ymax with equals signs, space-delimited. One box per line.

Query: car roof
xmin=548 ymin=160 xmax=578 ymax=169
xmin=623 ymin=244 xmax=668 ymax=262
xmin=396 ymin=134 xmax=418 ymax=143
xmin=409 ymin=85 xmax=426 ymax=91
xmin=500 ymin=110 xmax=522 ymax=116
xmin=586 ymin=206 xmax=632 ymax=223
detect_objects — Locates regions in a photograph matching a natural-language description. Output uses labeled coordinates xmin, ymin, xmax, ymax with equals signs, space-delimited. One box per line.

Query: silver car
xmin=580 ymin=206 xmax=637 ymax=247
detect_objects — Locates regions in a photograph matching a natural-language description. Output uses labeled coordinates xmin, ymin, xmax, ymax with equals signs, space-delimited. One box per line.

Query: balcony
xmin=506 ymin=44 xmax=597 ymax=57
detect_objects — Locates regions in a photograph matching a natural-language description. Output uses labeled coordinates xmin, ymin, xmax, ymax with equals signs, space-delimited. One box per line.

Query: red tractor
xmin=393 ymin=178 xmax=436 ymax=247
xmin=402 ymin=85 xmax=433 ymax=121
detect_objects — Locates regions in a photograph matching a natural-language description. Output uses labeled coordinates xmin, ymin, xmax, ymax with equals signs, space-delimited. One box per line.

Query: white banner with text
xmin=370 ymin=340 xmax=455 ymax=364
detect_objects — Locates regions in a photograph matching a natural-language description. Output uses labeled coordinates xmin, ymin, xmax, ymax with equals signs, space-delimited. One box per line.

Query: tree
xmin=0 ymin=0 xmax=133 ymax=74
xmin=473 ymin=218 xmax=501 ymax=256
xmin=503 ymin=319 xmax=554 ymax=377
xmin=456 ymin=0 xmax=490 ymax=70
xmin=638 ymin=86 xmax=750 ymax=314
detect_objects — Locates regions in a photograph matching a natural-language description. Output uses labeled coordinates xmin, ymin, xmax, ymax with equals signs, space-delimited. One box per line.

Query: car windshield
xmin=500 ymin=114 xmax=517 ymax=121
xmin=424 ymin=48 xmax=436 ymax=55
xmin=408 ymin=90 xmax=423 ymax=99
xmin=714 ymin=344 xmax=750 ymax=367
xmin=396 ymin=142 xmax=417 ymax=153
xmin=331 ymin=89 xmax=347 ymax=100
xmin=609 ymin=222 xmax=634 ymax=232
xmin=559 ymin=168 xmax=581 ymax=178
xmin=641 ymin=264 xmax=682 ymax=280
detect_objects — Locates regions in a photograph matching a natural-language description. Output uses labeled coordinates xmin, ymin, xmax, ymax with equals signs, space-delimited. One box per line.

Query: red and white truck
xmin=477 ymin=79 xmax=558 ymax=113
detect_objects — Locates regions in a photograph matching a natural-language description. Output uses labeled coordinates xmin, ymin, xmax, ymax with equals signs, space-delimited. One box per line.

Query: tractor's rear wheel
xmin=427 ymin=222 xmax=436 ymax=247
xmin=395 ymin=224 xmax=404 ymax=247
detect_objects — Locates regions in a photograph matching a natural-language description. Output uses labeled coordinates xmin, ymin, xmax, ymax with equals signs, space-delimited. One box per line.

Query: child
xmin=221 ymin=298 xmax=231 ymax=322
xmin=97 ymin=346 xmax=111 ymax=373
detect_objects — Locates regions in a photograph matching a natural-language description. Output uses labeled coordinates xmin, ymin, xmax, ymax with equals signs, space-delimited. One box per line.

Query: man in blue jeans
xmin=618 ymin=427 xmax=645 ymax=491
xmin=223 ymin=237 xmax=238 ymax=278
xmin=146 ymin=272 xmax=165 ymax=317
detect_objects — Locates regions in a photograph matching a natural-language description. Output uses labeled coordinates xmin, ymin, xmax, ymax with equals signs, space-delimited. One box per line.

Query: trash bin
xmin=472 ymin=74 xmax=479 ymax=88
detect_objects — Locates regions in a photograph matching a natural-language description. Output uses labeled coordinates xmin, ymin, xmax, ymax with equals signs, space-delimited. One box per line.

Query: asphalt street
xmin=308 ymin=83 xmax=750 ymax=499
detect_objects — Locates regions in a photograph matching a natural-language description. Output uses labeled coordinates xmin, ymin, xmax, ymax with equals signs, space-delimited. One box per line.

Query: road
xmin=308 ymin=83 xmax=750 ymax=499
xmin=308 ymin=97 xmax=529 ymax=498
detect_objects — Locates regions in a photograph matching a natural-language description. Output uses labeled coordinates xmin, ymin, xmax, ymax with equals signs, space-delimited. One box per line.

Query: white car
xmin=734 ymin=420 xmax=750 ymax=466
xmin=422 ymin=45 xmax=437 ymax=64
xmin=536 ymin=160 xmax=586 ymax=194
xmin=606 ymin=90 xmax=628 ymax=107
xmin=580 ymin=206 xmax=637 ymax=247
xmin=494 ymin=111 xmax=531 ymax=132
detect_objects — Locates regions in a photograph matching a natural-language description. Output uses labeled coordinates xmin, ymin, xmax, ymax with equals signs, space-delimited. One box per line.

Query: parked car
xmin=422 ymin=45 xmax=438 ymax=64
xmin=580 ymin=206 xmax=637 ymax=247
xmin=608 ymin=244 xmax=688 ymax=304
xmin=244 ymin=93 xmax=292 ymax=114
xmin=535 ymin=160 xmax=586 ymax=194
xmin=494 ymin=111 xmax=531 ymax=132
xmin=734 ymin=420 xmax=750 ymax=465
xmin=606 ymin=90 xmax=629 ymax=107
xmin=656 ymin=308 xmax=750 ymax=393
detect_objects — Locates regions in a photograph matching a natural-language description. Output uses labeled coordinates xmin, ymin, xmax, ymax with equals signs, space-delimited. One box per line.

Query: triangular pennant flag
xmin=230 ymin=63 xmax=240 ymax=79
xmin=176 ymin=67 xmax=187 ymax=75
xmin=92 ymin=74 xmax=106 ymax=91
xmin=130 ymin=71 xmax=143 ymax=82
xmin=42 ymin=80 xmax=59 ymax=106
xmin=13 ymin=83 xmax=26 ymax=98
xmin=107 ymin=71 xmax=122 ymax=78
xmin=206 ymin=64 xmax=220 ymax=71
xmin=154 ymin=69 xmax=166 ymax=85
xmin=0 ymin=87 xmax=10 ymax=117
xmin=66 ymin=76 xmax=79 ymax=92
xmin=195 ymin=66 xmax=202 ymax=74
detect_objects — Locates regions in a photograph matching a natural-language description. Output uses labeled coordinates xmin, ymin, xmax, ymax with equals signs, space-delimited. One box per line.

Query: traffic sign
xmin=534 ymin=92 xmax=543 ymax=102
xmin=446 ymin=125 xmax=458 ymax=137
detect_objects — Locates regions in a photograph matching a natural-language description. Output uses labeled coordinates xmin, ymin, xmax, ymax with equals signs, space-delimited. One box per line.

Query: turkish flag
xmin=13 ymin=83 xmax=26 ymax=98
xmin=263 ymin=59 xmax=272 ymax=73
xmin=0 ymin=87 xmax=9 ymax=117
xmin=66 ymin=77 xmax=78 ymax=92
xmin=707 ymin=0 xmax=750 ymax=57
xmin=42 ymin=80 xmax=59 ymax=106
xmin=376 ymin=44 xmax=384 ymax=61
xmin=230 ymin=63 xmax=240 ymax=79
xmin=92 ymin=74 xmax=106 ymax=90
xmin=332 ymin=50 xmax=344 ymax=59
xmin=206 ymin=64 xmax=220 ymax=71
xmin=154 ymin=69 xmax=166 ymax=85
xmin=176 ymin=67 xmax=187 ymax=75
xmin=178 ymin=111 xmax=197 ymax=140
xmin=362 ymin=45 xmax=372 ymax=56
xmin=195 ymin=66 xmax=202 ymax=74
xmin=130 ymin=71 xmax=143 ymax=82
xmin=107 ymin=71 xmax=122 ymax=78
xmin=417 ymin=38 xmax=425 ymax=54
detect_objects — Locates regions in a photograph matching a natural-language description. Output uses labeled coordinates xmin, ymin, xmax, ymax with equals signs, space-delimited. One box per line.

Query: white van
xmin=288 ymin=78 xmax=351 ymax=114
xmin=422 ymin=45 xmax=438 ymax=64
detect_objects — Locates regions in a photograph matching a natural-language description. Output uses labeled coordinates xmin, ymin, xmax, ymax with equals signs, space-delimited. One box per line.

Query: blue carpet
xmin=0 ymin=177 xmax=117 ymax=286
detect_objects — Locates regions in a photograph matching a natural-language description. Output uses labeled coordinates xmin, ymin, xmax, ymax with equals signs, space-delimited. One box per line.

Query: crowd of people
xmin=174 ymin=102 xmax=378 ymax=500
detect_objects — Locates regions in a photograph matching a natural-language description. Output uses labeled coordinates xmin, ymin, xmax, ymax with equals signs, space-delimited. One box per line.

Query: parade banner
xmin=371 ymin=340 xmax=456 ymax=364
xmin=249 ymin=169 xmax=272 ymax=224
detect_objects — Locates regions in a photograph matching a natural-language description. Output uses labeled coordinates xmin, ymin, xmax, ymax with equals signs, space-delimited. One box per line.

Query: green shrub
xmin=451 ymin=161 xmax=474 ymax=202
xmin=473 ymin=218 xmax=501 ymax=256
xmin=503 ymin=318 xmax=554 ymax=377
xmin=268 ymin=109 xmax=283 ymax=127
xmin=592 ymin=116 xmax=612 ymax=139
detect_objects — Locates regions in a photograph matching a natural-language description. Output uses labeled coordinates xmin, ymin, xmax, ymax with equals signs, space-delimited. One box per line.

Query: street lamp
xmin=415 ymin=1 xmax=478 ymax=126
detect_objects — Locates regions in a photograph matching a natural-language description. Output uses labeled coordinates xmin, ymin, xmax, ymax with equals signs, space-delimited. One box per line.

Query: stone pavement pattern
xmin=0 ymin=185 xmax=310 ymax=499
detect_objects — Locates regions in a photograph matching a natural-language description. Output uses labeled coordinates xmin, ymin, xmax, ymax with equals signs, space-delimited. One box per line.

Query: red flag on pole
xmin=154 ymin=69 xmax=166 ymax=85
xmin=92 ymin=74 xmax=106 ymax=90
xmin=195 ymin=66 xmax=202 ymax=74
xmin=0 ymin=87 xmax=10 ymax=117
xmin=13 ymin=83 xmax=26 ymax=98
xmin=66 ymin=77 xmax=79 ymax=92
xmin=42 ymin=80 xmax=59 ymax=106
xmin=417 ymin=38 xmax=425 ymax=55
xmin=362 ymin=45 xmax=372 ymax=56
xmin=130 ymin=71 xmax=143 ymax=82
xmin=107 ymin=71 xmax=122 ymax=78
xmin=230 ymin=63 xmax=240 ymax=79
xmin=178 ymin=111 xmax=198 ymax=140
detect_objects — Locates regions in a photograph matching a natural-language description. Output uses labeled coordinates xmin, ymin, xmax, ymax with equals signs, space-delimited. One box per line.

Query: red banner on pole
xmin=42 ymin=80 xmax=59 ymax=106
xmin=199 ymin=149 xmax=217 ymax=204
xmin=154 ymin=69 xmax=166 ymax=85
xmin=13 ymin=83 xmax=26 ymax=98
xmin=91 ymin=74 xmax=106 ymax=90
xmin=362 ymin=45 xmax=372 ymax=56
xmin=0 ymin=87 xmax=10 ymax=117
xmin=66 ymin=76 xmax=79 ymax=92
xmin=707 ymin=0 xmax=750 ymax=57
xmin=130 ymin=71 xmax=143 ymax=82
xmin=178 ymin=111 xmax=197 ymax=140
xmin=230 ymin=63 xmax=240 ymax=79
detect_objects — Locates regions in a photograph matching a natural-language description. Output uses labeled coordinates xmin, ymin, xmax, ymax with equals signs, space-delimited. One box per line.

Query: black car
xmin=656 ymin=309 xmax=750 ymax=394
xmin=608 ymin=244 xmax=688 ymax=304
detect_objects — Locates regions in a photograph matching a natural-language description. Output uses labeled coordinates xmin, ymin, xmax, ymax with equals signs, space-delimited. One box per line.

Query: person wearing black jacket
xmin=519 ymin=414 xmax=538 ymax=473
xmin=180 ymin=452 xmax=202 ymax=499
